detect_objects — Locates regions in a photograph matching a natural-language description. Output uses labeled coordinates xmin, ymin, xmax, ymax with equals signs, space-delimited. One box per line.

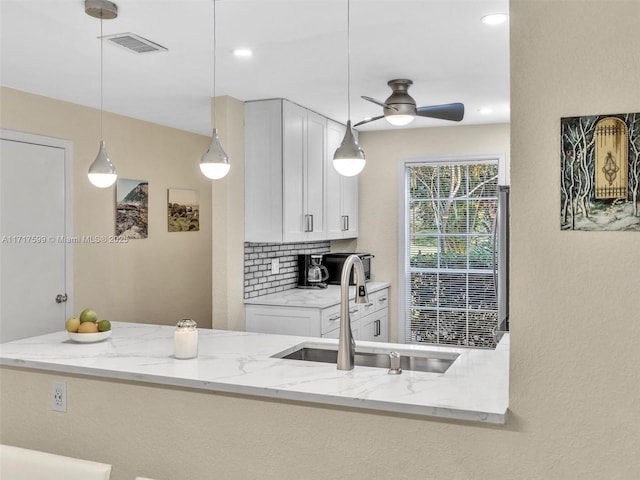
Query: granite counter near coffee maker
xmin=244 ymin=282 xmax=390 ymax=309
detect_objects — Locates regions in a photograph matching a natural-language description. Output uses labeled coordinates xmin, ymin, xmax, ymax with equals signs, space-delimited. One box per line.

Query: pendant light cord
xmin=100 ymin=14 xmax=104 ymax=140
xmin=347 ymin=0 xmax=351 ymax=122
xmin=212 ymin=0 xmax=217 ymax=128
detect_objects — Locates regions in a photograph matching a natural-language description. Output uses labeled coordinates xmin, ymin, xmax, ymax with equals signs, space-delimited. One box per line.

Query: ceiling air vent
xmin=102 ymin=33 xmax=168 ymax=54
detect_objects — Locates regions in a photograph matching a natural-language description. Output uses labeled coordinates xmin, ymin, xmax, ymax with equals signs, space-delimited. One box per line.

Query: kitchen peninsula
xmin=0 ymin=322 xmax=508 ymax=424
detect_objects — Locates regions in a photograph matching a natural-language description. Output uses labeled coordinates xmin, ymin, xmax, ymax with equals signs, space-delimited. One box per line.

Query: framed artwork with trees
xmin=561 ymin=112 xmax=640 ymax=231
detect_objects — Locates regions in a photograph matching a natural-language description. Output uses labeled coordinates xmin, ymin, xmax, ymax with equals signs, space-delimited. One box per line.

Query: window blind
xmin=404 ymin=160 xmax=500 ymax=348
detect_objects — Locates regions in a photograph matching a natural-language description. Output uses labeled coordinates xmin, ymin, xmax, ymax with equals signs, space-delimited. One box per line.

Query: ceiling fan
xmin=355 ymin=79 xmax=464 ymax=127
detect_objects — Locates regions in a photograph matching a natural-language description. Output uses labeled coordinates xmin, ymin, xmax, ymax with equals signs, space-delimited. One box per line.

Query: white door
xmin=0 ymin=132 xmax=72 ymax=342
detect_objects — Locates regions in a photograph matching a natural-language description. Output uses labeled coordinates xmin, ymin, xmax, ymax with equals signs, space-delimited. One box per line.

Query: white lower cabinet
xmin=359 ymin=309 xmax=388 ymax=342
xmin=245 ymin=288 xmax=389 ymax=343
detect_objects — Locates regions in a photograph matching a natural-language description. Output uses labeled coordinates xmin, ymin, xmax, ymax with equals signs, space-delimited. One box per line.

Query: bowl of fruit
xmin=65 ymin=308 xmax=112 ymax=343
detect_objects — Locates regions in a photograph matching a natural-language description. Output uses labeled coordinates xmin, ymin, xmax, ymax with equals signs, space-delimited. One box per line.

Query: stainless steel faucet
xmin=337 ymin=255 xmax=369 ymax=370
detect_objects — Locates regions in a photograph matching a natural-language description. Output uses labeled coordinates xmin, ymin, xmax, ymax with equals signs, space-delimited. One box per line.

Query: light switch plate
xmin=271 ymin=258 xmax=280 ymax=274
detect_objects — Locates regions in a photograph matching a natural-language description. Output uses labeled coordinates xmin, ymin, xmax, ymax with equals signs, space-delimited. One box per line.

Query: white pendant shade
xmin=88 ymin=140 xmax=117 ymax=188
xmin=333 ymin=120 xmax=365 ymax=177
xmin=86 ymin=0 xmax=118 ymax=189
xmin=333 ymin=0 xmax=366 ymax=177
xmin=200 ymin=128 xmax=230 ymax=179
xmin=200 ymin=0 xmax=230 ymax=181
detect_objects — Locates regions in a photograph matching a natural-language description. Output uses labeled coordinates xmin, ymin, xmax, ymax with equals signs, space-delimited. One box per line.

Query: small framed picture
xmin=116 ymin=178 xmax=148 ymax=239
xmin=168 ymin=188 xmax=199 ymax=232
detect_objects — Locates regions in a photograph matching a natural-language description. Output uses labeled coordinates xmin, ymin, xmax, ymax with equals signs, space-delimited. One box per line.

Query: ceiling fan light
xmin=385 ymin=114 xmax=415 ymax=126
xmin=88 ymin=140 xmax=117 ymax=188
xmin=481 ymin=13 xmax=508 ymax=26
xmin=200 ymin=128 xmax=230 ymax=179
xmin=333 ymin=121 xmax=366 ymax=177
xmin=233 ymin=48 xmax=253 ymax=57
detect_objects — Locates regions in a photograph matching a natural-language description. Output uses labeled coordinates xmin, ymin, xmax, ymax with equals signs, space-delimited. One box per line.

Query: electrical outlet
xmin=271 ymin=258 xmax=280 ymax=274
xmin=52 ymin=381 xmax=67 ymax=413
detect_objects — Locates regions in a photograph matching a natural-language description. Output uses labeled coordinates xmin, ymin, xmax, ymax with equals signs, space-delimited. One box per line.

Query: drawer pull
xmin=378 ymin=297 xmax=387 ymax=303
xmin=329 ymin=315 xmax=340 ymax=322
xmin=349 ymin=307 xmax=358 ymax=314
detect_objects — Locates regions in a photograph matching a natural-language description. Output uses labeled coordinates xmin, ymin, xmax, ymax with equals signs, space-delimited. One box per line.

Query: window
xmin=400 ymin=155 xmax=508 ymax=349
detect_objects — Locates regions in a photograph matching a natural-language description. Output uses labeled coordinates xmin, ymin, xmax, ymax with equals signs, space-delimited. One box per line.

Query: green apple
xmin=97 ymin=320 xmax=111 ymax=332
xmin=79 ymin=308 xmax=98 ymax=323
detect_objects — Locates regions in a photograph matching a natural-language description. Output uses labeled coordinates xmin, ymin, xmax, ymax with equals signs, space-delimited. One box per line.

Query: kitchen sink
xmin=273 ymin=345 xmax=458 ymax=374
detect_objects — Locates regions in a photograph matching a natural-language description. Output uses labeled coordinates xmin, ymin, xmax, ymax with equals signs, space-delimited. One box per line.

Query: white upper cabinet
xmin=245 ymin=99 xmax=358 ymax=243
xmin=326 ymin=120 xmax=358 ymax=239
xmin=244 ymin=99 xmax=284 ymax=243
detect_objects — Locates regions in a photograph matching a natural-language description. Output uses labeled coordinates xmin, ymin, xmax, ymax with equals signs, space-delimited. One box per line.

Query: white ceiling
xmin=0 ymin=0 xmax=510 ymax=136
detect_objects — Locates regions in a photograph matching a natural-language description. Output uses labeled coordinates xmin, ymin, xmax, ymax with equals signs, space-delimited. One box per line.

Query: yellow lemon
xmin=65 ymin=317 xmax=80 ymax=333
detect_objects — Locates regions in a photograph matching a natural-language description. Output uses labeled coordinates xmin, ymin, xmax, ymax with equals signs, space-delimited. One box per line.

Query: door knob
xmin=55 ymin=294 xmax=68 ymax=303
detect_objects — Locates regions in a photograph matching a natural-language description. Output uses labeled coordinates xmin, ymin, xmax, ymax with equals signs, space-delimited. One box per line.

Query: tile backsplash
xmin=244 ymin=241 xmax=331 ymax=298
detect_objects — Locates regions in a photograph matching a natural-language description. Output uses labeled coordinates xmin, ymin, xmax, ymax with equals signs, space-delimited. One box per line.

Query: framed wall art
xmin=561 ymin=112 xmax=640 ymax=231
xmin=116 ymin=178 xmax=149 ymax=239
xmin=168 ymin=188 xmax=199 ymax=232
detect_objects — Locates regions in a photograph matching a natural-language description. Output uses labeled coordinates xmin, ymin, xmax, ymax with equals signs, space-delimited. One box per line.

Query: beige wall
xmin=210 ymin=96 xmax=246 ymax=330
xmin=358 ymin=123 xmax=510 ymax=341
xmin=0 ymin=87 xmax=214 ymax=327
xmin=508 ymin=0 xmax=640 ymax=476
xmin=2 ymin=1 xmax=640 ymax=479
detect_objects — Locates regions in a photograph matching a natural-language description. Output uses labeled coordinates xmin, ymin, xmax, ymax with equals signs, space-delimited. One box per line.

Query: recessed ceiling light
xmin=481 ymin=13 xmax=508 ymax=26
xmin=233 ymin=48 xmax=253 ymax=58
xmin=479 ymin=107 xmax=494 ymax=115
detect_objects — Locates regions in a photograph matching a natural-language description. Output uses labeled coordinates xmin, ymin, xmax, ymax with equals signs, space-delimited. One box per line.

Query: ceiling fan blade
xmin=361 ymin=96 xmax=398 ymax=111
xmin=353 ymin=115 xmax=385 ymax=128
xmin=416 ymin=103 xmax=465 ymax=122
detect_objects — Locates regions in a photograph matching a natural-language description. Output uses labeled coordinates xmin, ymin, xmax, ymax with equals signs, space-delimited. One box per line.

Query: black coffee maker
xmin=297 ymin=254 xmax=329 ymax=289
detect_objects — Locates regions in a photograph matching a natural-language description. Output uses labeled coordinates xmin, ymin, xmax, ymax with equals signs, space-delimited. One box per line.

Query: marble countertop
xmin=0 ymin=322 xmax=509 ymax=424
xmin=244 ymin=282 xmax=390 ymax=308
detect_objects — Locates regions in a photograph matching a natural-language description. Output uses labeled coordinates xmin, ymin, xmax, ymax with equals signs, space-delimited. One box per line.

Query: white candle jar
xmin=174 ymin=318 xmax=198 ymax=359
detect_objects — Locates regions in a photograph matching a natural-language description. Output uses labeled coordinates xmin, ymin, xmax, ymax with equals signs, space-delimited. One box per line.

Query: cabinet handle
xmin=329 ymin=314 xmax=340 ymax=322
xmin=374 ymin=319 xmax=381 ymax=337
xmin=304 ymin=214 xmax=314 ymax=232
xmin=342 ymin=215 xmax=349 ymax=231
xmin=378 ymin=297 xmax=387 ymax=303
xmin=349 ymin=307 xmax=358 ymax=314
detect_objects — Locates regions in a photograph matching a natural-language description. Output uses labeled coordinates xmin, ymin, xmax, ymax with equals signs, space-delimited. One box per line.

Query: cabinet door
xmin=246 ymin=305 xmax=321 ymax=337
xmin=305 ymin=111 xmax=326 ymax=240
xmin=282 ymin=101 xmax=306 ymax=242
xmin=323 ymin=322 xmax=360 ymax=340
xmin=360 ymin=309 xmax=388 ymax=343
xmin=341 ymin=173 xmax=358 ymax=238
xmin=244 ymin=100 xmax=284 ymax=243
xmin=325 ymin=119 xmax=358 ymax=239
xmin=325 ymin=120 xmax=345 ymax=239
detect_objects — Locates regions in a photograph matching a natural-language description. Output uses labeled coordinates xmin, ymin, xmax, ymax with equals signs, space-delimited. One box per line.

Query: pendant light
xmin=200 ymin=0 xmax=230 ymax=180
xmin=85 ymin=0 xmax=118 ymax=188
xmin=333 ymin=0 xmax=366 ymax=177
